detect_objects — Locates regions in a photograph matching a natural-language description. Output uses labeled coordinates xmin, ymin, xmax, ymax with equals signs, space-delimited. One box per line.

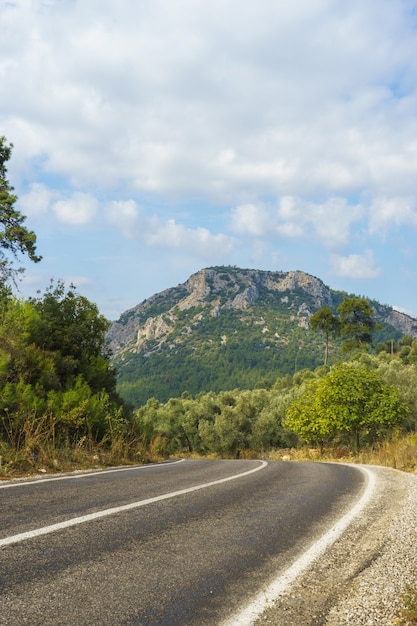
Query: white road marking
xmin=0 ymin=460 xmax=268 ymax=548
xmin=0 ymin=458 xmax=185 ymax=489
xmin=221 ymin=464 xmax=377 ymax=626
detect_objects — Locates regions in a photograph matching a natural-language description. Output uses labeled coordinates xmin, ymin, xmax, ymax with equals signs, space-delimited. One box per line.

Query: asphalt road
xmin=0 ymin=459 xmax=365 ymax=625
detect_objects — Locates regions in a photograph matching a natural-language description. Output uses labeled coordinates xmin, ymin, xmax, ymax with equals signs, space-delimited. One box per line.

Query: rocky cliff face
xmin=107 ymin=266 xmax=417 ymax=359
xmin=107 ymin=267 xmax=330 ymax=354
xmin=179 ymin=268 xmax=333 ymax=310
xmin=381 ymin=309 xmax=417 ymax=336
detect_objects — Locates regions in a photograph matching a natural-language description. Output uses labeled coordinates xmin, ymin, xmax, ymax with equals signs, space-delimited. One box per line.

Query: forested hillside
xmin=108 ymin=266 xmax=417 ymax=407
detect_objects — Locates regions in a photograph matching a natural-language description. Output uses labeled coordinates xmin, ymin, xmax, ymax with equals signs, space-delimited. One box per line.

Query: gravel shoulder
xmin=254 ymin=465 xmax=417 ymax=626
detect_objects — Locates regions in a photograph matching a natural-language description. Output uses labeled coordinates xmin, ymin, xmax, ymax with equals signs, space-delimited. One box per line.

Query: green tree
xmin=285 ymin=363 xmax=408 ymax=451
xmin=310 ymin=306 xmax=340 ymax=365
xmin=0 ymin=285 xmax=128 ymax=452
xmin=377 ymin=358 xmax=417 ymax=429
xmin=284 ymin=378 xmax=335 ymax=450
xmin=0 ymin=137 xmax=41 ymax=285
xmin=337 ymin=297 xmax=378 ymax=353
xmin=28 ymin=280 xmax=116 ymax=394
xmin=398 ymin=337 xmax=417 ymax=366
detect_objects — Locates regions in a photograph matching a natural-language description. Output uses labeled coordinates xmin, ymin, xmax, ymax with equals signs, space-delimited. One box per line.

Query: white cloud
xmin=145 ymin=219 xmax=235 ymax=259
xmin=105 ymin=200 xmax=141 ymax=238
xmin=368 ymin=196 xmax=417 ymax=235
xmin=306 ymin=198 xmax=363 ymax=248
xmin=276 ymin=197 xmax=303 ymax=238
xmin=106 ymin=201 xmax=235 ymax=260
xmin=330 ymin=250 xmax=380 ymax=279
xmin=2 ymin=0 xmax=416 ymax=203
xmin=18 ymin=185 xmax=101 ymax=227
xmin=230 ymin=197 xmax=363 ymax=248
xmin=52 ymin=192 xmax=98 ymax=225
xmin=230 ymin=204 xmax=270 ymax=236
xmin=18 ymin=183 xmax=56 ymax=217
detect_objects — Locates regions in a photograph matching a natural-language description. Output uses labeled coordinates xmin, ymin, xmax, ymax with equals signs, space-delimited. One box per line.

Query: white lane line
xmin=0 ymin=460 xmax=268 ymax=548
xmin=221 ymin=465 xmax=377 ymax=626
xmin=0 ymin=458 xmax=186 ymax=489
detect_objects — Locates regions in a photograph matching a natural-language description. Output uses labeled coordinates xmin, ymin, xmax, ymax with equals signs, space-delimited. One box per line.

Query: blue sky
xmin=2 ymin=0 xmax=417 ymax=320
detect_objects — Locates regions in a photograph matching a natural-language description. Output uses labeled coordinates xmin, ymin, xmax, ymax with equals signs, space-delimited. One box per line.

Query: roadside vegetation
xmin=0 ymin=280 xmax=153 ymax=476
xmin=3 ymin=342 xmax=417 ymax=476
xmin=131 ymin=354 xmax=417 ymax=470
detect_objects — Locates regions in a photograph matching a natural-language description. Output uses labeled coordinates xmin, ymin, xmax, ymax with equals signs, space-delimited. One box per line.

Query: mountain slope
xmin=108 ymin=266 xmax=417 ymax=407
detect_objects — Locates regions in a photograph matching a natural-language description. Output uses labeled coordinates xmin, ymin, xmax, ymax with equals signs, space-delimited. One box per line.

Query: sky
xmin=1 ymin=0 xmax=417 ymax=320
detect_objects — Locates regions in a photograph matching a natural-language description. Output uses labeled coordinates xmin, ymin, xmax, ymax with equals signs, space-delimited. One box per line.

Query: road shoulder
xmin=254 ymin=465 xmax=416 ymax=626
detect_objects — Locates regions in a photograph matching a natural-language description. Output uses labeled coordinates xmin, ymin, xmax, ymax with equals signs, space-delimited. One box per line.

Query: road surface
xmin=0 ymin=459 xmax=366 ymax=625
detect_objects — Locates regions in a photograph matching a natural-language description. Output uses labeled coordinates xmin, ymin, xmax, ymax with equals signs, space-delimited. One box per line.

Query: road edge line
xmin=0 ymin=458 xmax=186 ymax=490
xmin=221 ymin=464 xmax=377 ymax=626
xmin=0 ymin=460 xmax=268 ymax=548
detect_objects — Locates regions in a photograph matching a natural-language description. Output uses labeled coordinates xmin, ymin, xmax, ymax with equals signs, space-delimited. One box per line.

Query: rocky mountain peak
xmin=107 ymin=266 xmax=417 ymax=359
xmin=181 ymin=267 xmax=332 ymax=311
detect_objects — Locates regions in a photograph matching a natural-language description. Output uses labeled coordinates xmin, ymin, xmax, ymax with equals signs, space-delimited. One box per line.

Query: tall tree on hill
xmin=337 ymin=297 xmax=378 ymax=353
xmin=0 ymin=136 xmax=41 ymax=286
xmin=310 ymin=305 xmax=340 ymax=365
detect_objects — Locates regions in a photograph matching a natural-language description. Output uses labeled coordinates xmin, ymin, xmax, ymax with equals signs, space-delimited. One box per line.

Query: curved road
xmin=0 ymin=459 xmax=366 ymax=625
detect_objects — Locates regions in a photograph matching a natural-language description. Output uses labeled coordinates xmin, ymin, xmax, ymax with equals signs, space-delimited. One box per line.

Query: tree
xmin=0 ymin=284 xmax=128 ymax=450
xmin=398 ymin=337 xmax=417 ymax=366
xmin=337 ymin=297 xmax=378 ymax=353
xmin=310 ymin=306 xmax=340 ymax=365
xmin=0 ymin=136 xmax=41 ymax=285
xmin=284 ymin=363 xmax=408 ymax=451
xmin=28 ymin=280 xmax=117 ymax=395
xmin=284 ymin=378 xmax=336 ymax=450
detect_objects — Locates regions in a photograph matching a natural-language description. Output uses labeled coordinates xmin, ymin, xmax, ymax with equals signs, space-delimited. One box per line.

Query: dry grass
xmin=0 ymin=431 xmax=156 ymax=479
xmin=396 ymin=585 xmax=417 ymax=625
xmin=355 ymin=434 xmax=417 ymax=473
xmin=266 ymin=433 xmax=417 ymax=474
xmin=2 ymin=427 xmax=417 ymax=478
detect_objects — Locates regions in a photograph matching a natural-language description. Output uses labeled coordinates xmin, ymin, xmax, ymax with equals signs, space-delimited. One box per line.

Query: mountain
xmin=107 ymin=266 xmax=417 ymax=407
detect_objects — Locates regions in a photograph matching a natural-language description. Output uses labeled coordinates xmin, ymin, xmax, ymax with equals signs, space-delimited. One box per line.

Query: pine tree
xmin=0 ymin=136 xmax=41 ymax=285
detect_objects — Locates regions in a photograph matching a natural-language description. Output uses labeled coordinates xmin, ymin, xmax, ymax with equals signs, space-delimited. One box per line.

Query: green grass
xmin=397 ymin=585 xmax=417 ymax=625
